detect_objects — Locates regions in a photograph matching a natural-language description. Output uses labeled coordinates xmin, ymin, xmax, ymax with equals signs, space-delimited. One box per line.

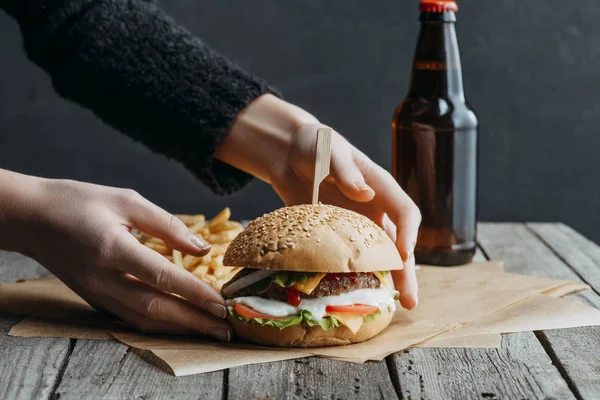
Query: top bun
xmin=223 ymin=204 xmax=403 ymax=273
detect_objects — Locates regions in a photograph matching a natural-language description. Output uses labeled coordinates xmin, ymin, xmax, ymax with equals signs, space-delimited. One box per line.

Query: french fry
xmin=198 ymin=253 xmax=211 ymax=266
xmin=209 ymin=208 xmax=231 ymax=228
xmin=209 ymin=244 xmax=228 ymax=258
xmin=214 ymin=279 xmax=229 ymax=289
xmin=208 ymin=230 xmax=241 ymax=244
xmin=175 ymin=214 xmax=205 ymax=227
xmin=189 ymin=220 xmax=206 ymax=234
xmin=192 ymin=265 xmax=209 ymax=278
xmin=210 ymin=256 xmax=226 ymax=275
xmin=209 ymin=221 xmax=243 ymax=233
xmin=144 ymin=242 xmax=170 ymax=255
xmin=183 ymin=254 xmax=200 ymax=270
xmin=145 ymin=237 xmax=165 ymax=246
xmin=197 ymin=227 xmax=210 ymax=239
xmin=172 ymin=250 xmax=183 ymax=267
xmin=138 ymin=207 xmax=243 ymax=291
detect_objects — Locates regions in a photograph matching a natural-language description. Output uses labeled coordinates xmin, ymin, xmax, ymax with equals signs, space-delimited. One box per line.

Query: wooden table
xmin=1 ymin=223 xmax=599 ymax=400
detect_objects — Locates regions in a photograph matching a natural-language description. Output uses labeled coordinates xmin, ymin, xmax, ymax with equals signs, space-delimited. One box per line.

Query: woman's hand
xmin=217 ymin=95 xmax=421 ymax=309
xmin=0 ymin=170 xmax=231 ymax=341
xmin=271 ymin=124 xmax=421 ymax=309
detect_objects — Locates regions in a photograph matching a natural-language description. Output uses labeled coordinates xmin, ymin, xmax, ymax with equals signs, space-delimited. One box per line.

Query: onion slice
xmin=222 ymin=269 xmax=279 ymax=298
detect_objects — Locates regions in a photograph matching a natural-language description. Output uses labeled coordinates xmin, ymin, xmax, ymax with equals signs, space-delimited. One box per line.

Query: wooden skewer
xmin=312 ymin=127 xmax=333 ymax=204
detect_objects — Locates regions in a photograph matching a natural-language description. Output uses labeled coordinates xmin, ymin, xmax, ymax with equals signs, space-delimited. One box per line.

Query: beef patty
xmin=227 ymin=271 xmax=382 ymax=301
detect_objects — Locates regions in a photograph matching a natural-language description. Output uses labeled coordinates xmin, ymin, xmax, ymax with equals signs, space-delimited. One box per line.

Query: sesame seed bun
xmin=223 ymin=204 xmax=403 ymax=273
xmin=227 ymin=306 xmax=394 ymax=347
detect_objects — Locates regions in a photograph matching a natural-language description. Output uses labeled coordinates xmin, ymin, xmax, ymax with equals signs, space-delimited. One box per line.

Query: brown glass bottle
xmin=393 ymin=0 xmax=478 ymax=266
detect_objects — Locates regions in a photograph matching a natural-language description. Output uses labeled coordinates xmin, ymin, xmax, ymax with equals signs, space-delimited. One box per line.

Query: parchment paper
xmin=3 ymin=261 xmax=599 ymax=376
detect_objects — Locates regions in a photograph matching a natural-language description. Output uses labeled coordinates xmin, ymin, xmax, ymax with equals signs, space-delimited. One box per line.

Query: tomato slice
xmin=234 ymin=303 xmax=291 ymax=320
xmin=325 ymin=304 xmax=379 ymax=316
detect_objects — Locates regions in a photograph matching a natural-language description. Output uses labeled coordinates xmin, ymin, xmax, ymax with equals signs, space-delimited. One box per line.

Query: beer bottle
xmin=393 ymin=0 xmax=478 ymax=266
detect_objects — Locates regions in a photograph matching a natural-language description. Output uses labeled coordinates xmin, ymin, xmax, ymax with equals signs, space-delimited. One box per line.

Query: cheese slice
xmin=293 ymin=273 xmax=326 ymax=295
xmin=374 ymin=271 xmax=390 ymax=287
xmin=327 ymin=312 xmax=364 ymax=335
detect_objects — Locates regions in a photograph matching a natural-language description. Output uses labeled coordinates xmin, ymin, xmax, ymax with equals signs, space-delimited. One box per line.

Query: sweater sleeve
xmin=2 ymin=0 xmax=280 ymax=195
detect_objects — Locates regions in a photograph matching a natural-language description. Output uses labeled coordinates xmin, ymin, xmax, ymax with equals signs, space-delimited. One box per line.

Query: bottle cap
xmin=420 ymin=0 xmax=458 ymax=13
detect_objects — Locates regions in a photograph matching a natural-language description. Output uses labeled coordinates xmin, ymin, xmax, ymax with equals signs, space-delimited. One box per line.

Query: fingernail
xmin=206 ymin=302 xmax=227 ymax=319
xmin=188 ymin=233 xmax=211 ymax=251
xmin=352 ymin=180 xmax=373 ymax=193
xmin=207 ymin=327 xmax=231 ymax=342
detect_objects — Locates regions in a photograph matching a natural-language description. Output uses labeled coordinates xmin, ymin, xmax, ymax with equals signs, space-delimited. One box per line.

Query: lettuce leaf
xmin=246 ymin=271 xmax=318 ymax=293
xmin=228 ymin=306 xmax=382 ymax=331
xmin=362 ymin=310 xmax=382 ymax=323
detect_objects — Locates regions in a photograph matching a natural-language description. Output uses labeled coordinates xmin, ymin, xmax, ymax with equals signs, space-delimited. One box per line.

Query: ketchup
xmin=285 ymin=289 xmax=302 ymax=306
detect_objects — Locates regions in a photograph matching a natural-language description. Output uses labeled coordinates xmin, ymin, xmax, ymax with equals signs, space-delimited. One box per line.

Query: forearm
xmin=216 ymin=94 xmax=319 ymax=184
xmin=9 ymin=0 xmax=279 ymax=195
xmin=0 ymin=169 xmax=42 ymax=253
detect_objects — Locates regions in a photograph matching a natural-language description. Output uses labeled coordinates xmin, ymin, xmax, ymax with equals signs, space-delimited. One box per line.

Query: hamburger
xmin=222 ymin=204 xmax=402 ymax=347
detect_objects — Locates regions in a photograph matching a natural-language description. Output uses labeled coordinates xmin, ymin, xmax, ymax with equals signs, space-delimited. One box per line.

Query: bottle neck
xmin=408 ymin=12 xmax=464 ymax=101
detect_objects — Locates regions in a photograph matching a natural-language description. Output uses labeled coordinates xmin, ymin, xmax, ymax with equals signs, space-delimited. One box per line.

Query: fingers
xmin=101 ymin=271 xmax=232 ymax=341
xmin=85 ymin=292 xmax=200 ymax=336
xmin=330 ymin=140 xmax=375 ymax=203
xmin=362 ymin=159 xmax=421 ymax=261
xmin=392 ymin=255 xmax=418 ymax=310
xmin=381 ymin=213 xmax=397 ymax=243
xmin=112 ymin=232 xmax=227 ymax=317
xmin=119 ymin=190 xmax=210 ymax=256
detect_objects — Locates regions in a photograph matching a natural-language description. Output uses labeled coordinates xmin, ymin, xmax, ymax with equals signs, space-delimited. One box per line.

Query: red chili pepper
xmin=285 ymin=289 xmax=302 ymax=307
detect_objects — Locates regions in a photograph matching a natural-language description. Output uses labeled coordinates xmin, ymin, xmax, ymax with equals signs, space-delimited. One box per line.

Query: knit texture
xmin=1 ymin=0 xmax=280 ymax=195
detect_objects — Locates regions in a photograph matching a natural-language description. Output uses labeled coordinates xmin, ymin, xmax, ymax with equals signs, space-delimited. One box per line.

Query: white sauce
xmin=227 ymin=287 xmax=398 ymax=321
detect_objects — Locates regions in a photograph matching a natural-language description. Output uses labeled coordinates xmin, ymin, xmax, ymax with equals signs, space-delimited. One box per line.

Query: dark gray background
xmin=1 ymin=1 xmax=599 ymax=243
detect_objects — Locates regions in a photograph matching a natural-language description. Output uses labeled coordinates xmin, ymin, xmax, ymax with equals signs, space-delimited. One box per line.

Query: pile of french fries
xmin=134 ymin=208 xmax=244 ymax=291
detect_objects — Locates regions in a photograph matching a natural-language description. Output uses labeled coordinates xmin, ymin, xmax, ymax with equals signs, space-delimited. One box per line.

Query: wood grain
xmin=0 ymin=251 xmax=71 ymax=400
xmin=479 ymin=223 xmax=600 ymax=400
xmin=388 ymin=333 xmax=574 ymax=400
xmin=228 ymin=358 xmax=398 ymax=400
xmin=53 ymin=340 xmax=224 ymax=399
xmin=528 ymin=223 xmax=600 ymax=296
xmin=0 ymin=250 xmax=52 ymax=284
xmin=387 ymin=228 xmax=573 ymax=400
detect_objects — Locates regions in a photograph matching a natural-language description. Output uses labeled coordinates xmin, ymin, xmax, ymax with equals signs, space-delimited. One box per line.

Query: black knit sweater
xmin=0 ymin=0 xmax=279 ymax=195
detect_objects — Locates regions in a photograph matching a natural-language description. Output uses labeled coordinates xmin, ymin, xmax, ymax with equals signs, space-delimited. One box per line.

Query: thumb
xmin=330 ymin=148 xmax=375 ymax=203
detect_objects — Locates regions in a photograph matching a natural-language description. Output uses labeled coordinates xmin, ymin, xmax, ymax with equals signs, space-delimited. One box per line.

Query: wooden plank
xmin=388 ymin=333 xmax=574 ymax=400
xmin=387 ymin=229 xmax=576 ymax=400
xmin=54 ymin=339 xmax=224 ymax=399
xmin=0 ymin=251 xmax=71 ymax=400
xmin=479 ymin=223 xmax=600 ymax=400
xmin=0 ymin=250 xmax=52 ymax=284
xmin=228 ymin=358 xmax=398 ymax=400
xmin=528 ymin=223 xmax=600 ymax=296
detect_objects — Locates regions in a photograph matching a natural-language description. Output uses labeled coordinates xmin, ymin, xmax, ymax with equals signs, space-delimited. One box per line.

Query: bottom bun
xmin=228 ymin=307 xmax=394 ymax=347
